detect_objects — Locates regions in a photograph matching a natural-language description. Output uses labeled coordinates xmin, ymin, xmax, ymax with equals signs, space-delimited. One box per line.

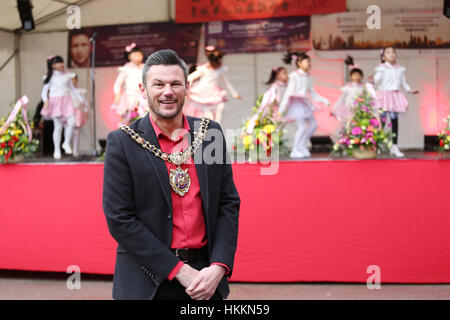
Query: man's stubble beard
xmin=147 ymin=91 xmax=185 ymax=120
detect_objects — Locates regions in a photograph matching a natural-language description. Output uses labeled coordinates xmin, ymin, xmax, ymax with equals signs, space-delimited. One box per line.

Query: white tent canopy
xmin=0 ymin=0 xmax=174 ymax=32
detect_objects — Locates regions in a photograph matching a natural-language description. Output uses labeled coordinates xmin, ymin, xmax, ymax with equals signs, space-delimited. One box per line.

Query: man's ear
xmin=185 ymin=80 xmax=189 ymax=96
xmin=139 ymin=83 xmax=147 ymax=100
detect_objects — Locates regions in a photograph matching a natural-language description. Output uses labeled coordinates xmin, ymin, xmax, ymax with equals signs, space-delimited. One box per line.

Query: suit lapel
xmin=136 ymin=114 xmax=173 ymax=213
xmin=187 ymin=116 xmax=209 ymax=215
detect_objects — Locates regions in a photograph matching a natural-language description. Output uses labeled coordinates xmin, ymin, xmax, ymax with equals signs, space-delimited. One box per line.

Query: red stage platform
xmin=1 ymin=159 xmax=450 ymax=283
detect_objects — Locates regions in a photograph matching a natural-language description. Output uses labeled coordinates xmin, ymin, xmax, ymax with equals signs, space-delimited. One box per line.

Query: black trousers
xmin=381 ymin=112 xmax=399 ymax=144
xmin=153 ymin=259 xmax=223 ymax=300
xmin=391 ymin=118 xmax=399 ymax=144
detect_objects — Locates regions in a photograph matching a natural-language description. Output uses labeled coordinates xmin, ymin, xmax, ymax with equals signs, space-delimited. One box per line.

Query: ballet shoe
xmin=390 ymin=144 xmax=404 ymax=158
xmin=290 ymin=149 xmax=307 ymax=158
xmin=300 ymin=147 xmax=311 ymax=157
xmin=62 ymin=142 xmax=73 ymax=155
xmin=53 ymin=150 xmax=61 ymax=160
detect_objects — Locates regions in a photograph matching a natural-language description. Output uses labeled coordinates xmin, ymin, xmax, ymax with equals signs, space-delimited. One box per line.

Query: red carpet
xmin=1 ymin=159 xmax=450 ymax=283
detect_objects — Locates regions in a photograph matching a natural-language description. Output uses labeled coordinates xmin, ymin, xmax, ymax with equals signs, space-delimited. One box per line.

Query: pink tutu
xmin=376 ymin=90 xmax=408 ymax=113
xmin=333 ymin=103 xmax=353 ymax=122
xmin=183 ymin=98 xmax=217 ymax=119
xmin=285 ymin=95 xmax=315 ymax=120
xmin=41 ymin=95 xmax=75 ymax=119
xmin=74 ymin=108 xmax=87 ymax=127
xmin=188 ymin=85 xmax=228 ymax=105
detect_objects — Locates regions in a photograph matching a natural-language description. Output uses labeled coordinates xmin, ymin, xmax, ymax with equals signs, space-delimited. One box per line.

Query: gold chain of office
xmin=119 ymin=116 xmax=210 ymax=196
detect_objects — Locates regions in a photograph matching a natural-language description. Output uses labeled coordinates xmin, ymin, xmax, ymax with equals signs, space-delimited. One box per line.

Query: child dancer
xmin=183 ymin=46 xmax=242 ymax=124
xmin=332 ymin=56 xmax=365 ymax=131
xmin=41 ymin=55 xmax=84 ymax=160
xmin=279 ymin=52 xmax=330 ymax=158
xmin=247 ymin=67 xmax=288 ymax=134
xmin=111 ymin=43 xmax=148 ymax=125
xmin=71 ymin=74 xmax=88 ymax=157
xmin=374 ymin=46 xmax=418 ymax=157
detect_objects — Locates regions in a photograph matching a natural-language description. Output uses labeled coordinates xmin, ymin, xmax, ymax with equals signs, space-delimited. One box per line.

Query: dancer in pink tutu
xmin=246 ymin=66 xmax=288 ymax=134
xmin=183 ymin=46 xmax=241 ymax=124
xmin=279 ymin=52 xmax=330 ymax=158
xmin=41 ymin=55 xmax=85 ymax=159
xmin=374 ymin=46 xmax=418 ymax=157
xmin=332 ymin=56 xmax=365 ymax=124
xmin=71 ymin=74 xmax=88 ymax=157
xmin=111 ymin=43 xmax=148 ymax=126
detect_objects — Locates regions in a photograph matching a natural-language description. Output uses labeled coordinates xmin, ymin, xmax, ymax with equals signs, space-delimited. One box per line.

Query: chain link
xmin=119 ymin=116 xmax=210 ymax=165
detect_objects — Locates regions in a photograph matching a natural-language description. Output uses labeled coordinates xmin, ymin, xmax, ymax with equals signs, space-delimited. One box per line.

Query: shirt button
xmin=168 ymin=214 xmax=172 ymax=219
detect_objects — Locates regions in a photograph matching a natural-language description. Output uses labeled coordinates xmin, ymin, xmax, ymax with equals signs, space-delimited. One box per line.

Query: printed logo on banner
xmin=205 ymin=16 xmax=311 ymax=54
xmin=208 ymin=21 xmax=223 ymax=34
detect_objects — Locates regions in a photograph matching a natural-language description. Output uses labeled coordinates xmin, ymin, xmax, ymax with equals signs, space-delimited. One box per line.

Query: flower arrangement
xmin=438 ymin=115 xmax=450 ymax=153
xmin=120 ymin=107 xmax=141 ymax=125
xmin=332 ymin=88 xmax=392 ymax=157
xmin=0 ymin=98 xmax=39 ymax=163
xmin=233 ymin=94 xmax=289 ymax=160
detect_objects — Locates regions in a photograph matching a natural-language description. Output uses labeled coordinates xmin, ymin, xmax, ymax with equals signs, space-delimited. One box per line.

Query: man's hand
xmin=174 ymin=263 xmax=199 ymax=289
xmin=185 ymin=265 xmax=226 ymax=300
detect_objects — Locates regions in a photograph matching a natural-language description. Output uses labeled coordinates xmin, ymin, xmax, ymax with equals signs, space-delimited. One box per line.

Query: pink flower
xmin=351 ymin=127 xmax=362 ymax=135
xmin=370 ymin=118 xmax=379 ymax=126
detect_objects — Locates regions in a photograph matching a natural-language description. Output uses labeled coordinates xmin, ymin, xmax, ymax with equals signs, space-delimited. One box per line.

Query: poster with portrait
xmin=68 ymin=22 xmax=201 ymax=68
xmin=311 ymin=11 xmax=450 ymax=50
xmin=205 ymin=16 xmax=310 ymax=54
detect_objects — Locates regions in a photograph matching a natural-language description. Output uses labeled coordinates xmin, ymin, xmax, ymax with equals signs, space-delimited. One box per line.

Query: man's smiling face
xmin=143 ymin=65 xmax=188 ymax=119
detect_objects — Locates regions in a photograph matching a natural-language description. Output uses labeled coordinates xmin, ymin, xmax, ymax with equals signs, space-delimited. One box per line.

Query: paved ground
xmin=0 ymin=270 xmax=449 ymax=300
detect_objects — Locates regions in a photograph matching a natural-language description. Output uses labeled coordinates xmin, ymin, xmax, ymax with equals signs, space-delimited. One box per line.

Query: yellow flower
xmin=263 ymin=124 xmax=276 ymax=134
xmin=14 ymin=130 xmax=23 ymax=135
xmin=243 ymin=135 xmax=252 ymax=147
xmin=0 ymin=149 xmax=3 ymax=155
xmin=257 ymin=132 xmax=266 ymax=142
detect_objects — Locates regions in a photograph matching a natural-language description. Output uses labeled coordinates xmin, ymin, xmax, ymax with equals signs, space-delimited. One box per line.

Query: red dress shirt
xmin=149 ymin=114 xmax=229 ymax=280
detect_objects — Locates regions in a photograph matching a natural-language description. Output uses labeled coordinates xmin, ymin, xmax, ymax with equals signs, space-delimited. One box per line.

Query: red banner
xmin=176 ymin=0 xmax=346 ymax=23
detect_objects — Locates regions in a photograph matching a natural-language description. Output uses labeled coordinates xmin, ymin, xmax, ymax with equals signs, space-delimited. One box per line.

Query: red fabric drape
xmin=176 ymin=0 xmax=346 ymax=23
xmin=0 ymin=160 xmax=449 ymax=283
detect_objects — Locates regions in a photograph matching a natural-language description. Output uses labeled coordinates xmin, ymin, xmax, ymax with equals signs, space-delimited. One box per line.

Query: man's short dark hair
xmin=142 ymin=49 xmax=189 ymax=86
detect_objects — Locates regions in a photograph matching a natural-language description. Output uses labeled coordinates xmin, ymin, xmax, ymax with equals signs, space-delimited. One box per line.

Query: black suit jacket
xmin=102 ymin=114 xmax=240 ymax=300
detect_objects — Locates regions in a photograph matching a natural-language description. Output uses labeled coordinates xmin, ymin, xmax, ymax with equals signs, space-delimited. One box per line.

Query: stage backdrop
xmin=68 ymin=22 xmax=201 ymax=68
xmin=312 ymin=11 xmax=450 ymax=50
xmin=205 ymin=16 xmax=310 ymax=54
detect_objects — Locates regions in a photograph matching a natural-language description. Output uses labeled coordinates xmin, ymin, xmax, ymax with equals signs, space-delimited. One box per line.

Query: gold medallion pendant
xmin=169 ymin=165 xmax=191 ymax=196
xmin=120 ymin=116 xmax=209 ymax=197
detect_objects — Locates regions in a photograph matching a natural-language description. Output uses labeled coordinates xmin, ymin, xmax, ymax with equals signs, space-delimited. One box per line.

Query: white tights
xmin=52 ymin=115 xmax=75 ymax=158
xmin=292 ymin=115 xmax=318 ymax=154
xmin=73 ymin=127 xmax=81 ymax=157
xmin=214 ymin=103 xmax=225 ymax=124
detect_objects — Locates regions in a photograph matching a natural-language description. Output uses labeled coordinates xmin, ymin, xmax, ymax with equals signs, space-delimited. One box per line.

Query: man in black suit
xmin=103 ymin=49 xmax=240 ymax=300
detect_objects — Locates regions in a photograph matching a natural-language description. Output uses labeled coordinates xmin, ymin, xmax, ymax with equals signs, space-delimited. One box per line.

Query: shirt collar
xmin=385 ymin=61 xmax=399 ymax=68
xmin=274 ymin=80 xmax=286 ymax=87
xmin=149 ymin=113 xmax=191 ymax=141
xmin=296 ymin=69 xmax=309 ymax=76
